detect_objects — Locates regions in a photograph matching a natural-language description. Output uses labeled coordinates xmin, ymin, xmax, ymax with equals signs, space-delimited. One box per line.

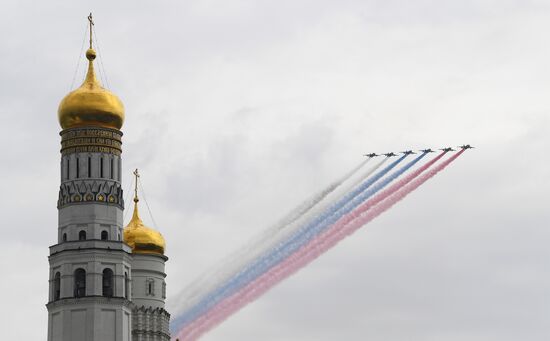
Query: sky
xmin=1 ymin=0 xmax=549 ymax=340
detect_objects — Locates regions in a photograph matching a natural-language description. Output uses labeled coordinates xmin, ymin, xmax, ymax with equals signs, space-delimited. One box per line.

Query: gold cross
xmin=87 ymin=13 xmax=94 ymax=49
xmin=133 ymin=168 xmax=140 ymax=203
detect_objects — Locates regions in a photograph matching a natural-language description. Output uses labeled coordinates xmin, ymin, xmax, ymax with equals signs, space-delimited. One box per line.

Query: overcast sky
xmin=1 ymin=0 xmax=549 ymax=340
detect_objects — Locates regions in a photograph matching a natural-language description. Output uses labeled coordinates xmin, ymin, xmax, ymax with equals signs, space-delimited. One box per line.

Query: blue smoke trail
xmin=169 ymin=157 xmax=374 ymax=316
xmin=172 ymin=153 xmax=427 ymax=333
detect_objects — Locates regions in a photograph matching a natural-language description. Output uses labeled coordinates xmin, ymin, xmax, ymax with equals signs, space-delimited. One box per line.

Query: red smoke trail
xmin=176 ymin=150 xmax=464 ymax=341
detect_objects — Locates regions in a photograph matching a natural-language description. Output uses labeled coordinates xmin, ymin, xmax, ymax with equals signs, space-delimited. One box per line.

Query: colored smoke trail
xmin=176 ymin=150 xmax=464 ymax=340
xmin=170 ymin=157 xmax=381 ymax=328
xmin=172 ymin=155 xmax=412 ymax=331
xmin=274 ymin=155 xmax=374 ymax=229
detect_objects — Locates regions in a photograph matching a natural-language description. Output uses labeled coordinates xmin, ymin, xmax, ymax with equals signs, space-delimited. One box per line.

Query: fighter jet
xmin=383 ymin=152 xmax=398 ymax=157
xmin=364 ymin=153 xmax=379 ymax=158
xmin=401 ymin=150 xmax=416 ymax=155
xmin=419 ymin=148 xmax=435 ymax=153
xmin=458 ymin=144 xmax=474 ymax=150
xmin=440 ymin=147 xmax=455 ymax=152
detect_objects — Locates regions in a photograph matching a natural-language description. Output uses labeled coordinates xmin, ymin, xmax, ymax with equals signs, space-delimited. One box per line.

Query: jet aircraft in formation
xmin=365 ymin=145 xmax=473 ymax=157
xmin=458 ymin=144 xmax=474 ymax=149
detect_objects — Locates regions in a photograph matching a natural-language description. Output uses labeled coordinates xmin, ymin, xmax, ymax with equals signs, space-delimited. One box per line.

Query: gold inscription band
xmin=60 ymin=127 xmax=123 ymax=156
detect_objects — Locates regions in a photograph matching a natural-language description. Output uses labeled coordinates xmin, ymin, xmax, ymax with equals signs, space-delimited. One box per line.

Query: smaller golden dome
xmin=58 ymin=48 xmax=125 ymax=130
xmin=123 ymin=197 xmax=165 ymax=255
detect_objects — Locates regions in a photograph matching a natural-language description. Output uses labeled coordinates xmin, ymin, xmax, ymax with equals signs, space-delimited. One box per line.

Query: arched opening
xmin=62 ymin=233 xmax=67 ymax=242
xmin=102 ymin=268 xmax=114 ymax=297
xmin=54 ymin=272 xmax=61 ymax=300
xmin=78 ymin=230 xmax=86 ymax=241
xmin=124 ymin=272 xmax=129 ymax=299
xmin=74 ymin=268 xmax=86 ymax=298
xmin=76 ymin=157 xmax=80 ymax=178
xmin=110 ymin=158 xmax=114 ymax=179
xmin=146 ymin=278 xmax=154 ymax=296
xmin=101 ymin=230 xmax=108 ymax=240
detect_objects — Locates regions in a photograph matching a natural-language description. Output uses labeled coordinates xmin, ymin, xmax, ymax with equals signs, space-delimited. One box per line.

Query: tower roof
xmin=57 ymin=13 xmax=125 ymax=130
xmin=123 ymin=169 xmax=166 ymax=255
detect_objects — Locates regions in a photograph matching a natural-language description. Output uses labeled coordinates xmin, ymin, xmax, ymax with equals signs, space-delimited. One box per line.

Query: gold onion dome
xmin=58 ymin=48 xmax=125 ymax=130
xmin=123 ymin=195 xmax=166 ymax=255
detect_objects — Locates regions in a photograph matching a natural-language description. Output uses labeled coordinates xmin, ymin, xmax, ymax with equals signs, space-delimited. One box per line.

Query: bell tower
xmin=47 ymin=14 xmax=169 ymax=341
xmin=47 ymin=13 xmax=132 ymax=341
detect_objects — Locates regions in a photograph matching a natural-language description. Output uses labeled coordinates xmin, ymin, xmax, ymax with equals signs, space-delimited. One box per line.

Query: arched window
xmin=146 ymin=278 xmax=154 ymax=296
xmin=110 ymin=158 xmax=114 ymax=179
xmin=101 ymin=230 xmax=108 ymax=240
xmin=74 ymin=268 xmax=86 ymax=298
xmin=124 ymin=272 xmax=129 ymax=299
xmin=78 ymin=230 xmax=86 ymax=241
xmin=62 ymin=233 xmax=67 ymax=242
xmin=102 ymin=268 xmax=114 ymax=297
xmin=76 ymin=157 xmax=80 ymax=178
xmin=118 ymin=233 xmax=121 ymax=241
xmin=54 ymin=272 xmax=61 ymax=300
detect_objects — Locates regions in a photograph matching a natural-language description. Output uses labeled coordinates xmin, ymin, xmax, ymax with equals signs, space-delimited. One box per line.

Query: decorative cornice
xmin=58 ymin=179 xmax=124 ymax=208
xmin=133 ymin=305 xmax=171 ymax=317
xmin=60 ymin=127 xmax=123 ymax=156
xmin=49 ymin=239 xmax=133 ymax=257
xmin=46 ymin=295 xmax=133 ymax=310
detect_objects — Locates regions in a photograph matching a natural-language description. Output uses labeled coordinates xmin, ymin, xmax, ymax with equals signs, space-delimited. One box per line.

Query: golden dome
xmin=58 ymin=48 xmax=125 ymax=130
xmin=123 ymin=197 xmax=166 ymax=255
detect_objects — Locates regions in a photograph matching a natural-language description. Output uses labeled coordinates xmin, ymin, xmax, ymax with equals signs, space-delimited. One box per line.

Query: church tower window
xmin=74 ymin=268 xmax=86 ymax=298
xmin=54 ymin=272 xmax=61 ymax=300
xmin=102 ymin=268 xmax=114 ymax=297
xmin=124 ymin=272 xmax=129 ymax=299
xmin=76 ymin=157 xmax=80 ymax=178
xmin=101 ymin=230 xmax=109 ymax=240
xmin=146 ymin=278 xmax=155 ymax=296
xmin=78 ymin=230 xmax=86 ymax=240
xmin=110 ymin=158 xmax=114 ymax=179
xmin=62 ymin=233 xmax=67 ymax=242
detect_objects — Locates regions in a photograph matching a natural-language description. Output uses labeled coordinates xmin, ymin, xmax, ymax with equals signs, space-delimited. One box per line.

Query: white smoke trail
xmin=169 ymin=157 xmax=380 ymax=317
xmin=177 ymin=151 xmax=463 ymax=340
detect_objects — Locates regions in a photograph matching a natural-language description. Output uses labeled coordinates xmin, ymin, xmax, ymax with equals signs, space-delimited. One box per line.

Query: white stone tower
xmin=124 ymin=170 xmax=171 ymax=340
xmin=46 ymin=14 xmax=170 ymax=341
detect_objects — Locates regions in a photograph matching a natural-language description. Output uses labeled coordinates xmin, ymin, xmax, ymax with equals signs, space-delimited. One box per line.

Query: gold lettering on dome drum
xmin=60 ymin=127 xmax=123 ymax=156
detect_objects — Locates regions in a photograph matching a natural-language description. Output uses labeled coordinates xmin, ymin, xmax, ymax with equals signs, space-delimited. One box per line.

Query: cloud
xmin=1 ymin=0 xmax=549 ymax=340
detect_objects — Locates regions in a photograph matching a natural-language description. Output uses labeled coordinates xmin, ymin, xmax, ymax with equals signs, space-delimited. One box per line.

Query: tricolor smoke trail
xmin=176 ymin=150 xmax=464 ymax=340
xmin=172 ymin=155 xmax=414 ymax=331
xmin=170 ymin=157 xmax=383 ymax=323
